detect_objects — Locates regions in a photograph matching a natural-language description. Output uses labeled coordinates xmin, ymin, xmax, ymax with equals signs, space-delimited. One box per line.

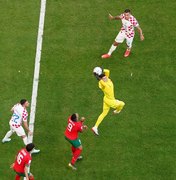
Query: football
xmin=93 ymin=67 xmax=103 ymax=75
xmin=29 ymin=175 xmax=34 ymax=180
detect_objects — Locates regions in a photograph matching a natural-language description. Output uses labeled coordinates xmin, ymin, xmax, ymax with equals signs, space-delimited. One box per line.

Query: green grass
xmin=0 ymin=0 xmax=176 ymax=179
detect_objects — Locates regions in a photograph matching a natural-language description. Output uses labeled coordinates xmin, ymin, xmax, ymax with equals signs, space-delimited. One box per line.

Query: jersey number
xmin=12 ymin=113 xmax=20 ymax=123
xmin=67 ymin=123 xmax=73 ymax=132
xmin=17 ymin=153 xmax=24 ymax=164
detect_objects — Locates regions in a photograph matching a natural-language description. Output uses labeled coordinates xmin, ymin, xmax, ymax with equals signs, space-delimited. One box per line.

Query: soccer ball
xmin=93 ymin=67 xmax=102 ymax=76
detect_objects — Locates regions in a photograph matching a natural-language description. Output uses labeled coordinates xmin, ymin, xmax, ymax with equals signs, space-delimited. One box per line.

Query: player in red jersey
xmin=11 ymin=143 xmax=35 ymax=180
xmin=65 ymin=113 xmax=88 ymax=170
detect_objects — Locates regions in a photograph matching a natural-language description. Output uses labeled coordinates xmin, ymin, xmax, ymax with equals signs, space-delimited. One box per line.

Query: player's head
xmin=99 ymin=73 xmax=106 ymax=79
xmin=71 ymin=113 xmax=79 ymax=122
xmin=124 ymin=9 xmax=131 ymax=20
xmin=26 ymin=143 xmax=35 ymax=152
xmin=20 ymin=99 xmax=29 ymax=107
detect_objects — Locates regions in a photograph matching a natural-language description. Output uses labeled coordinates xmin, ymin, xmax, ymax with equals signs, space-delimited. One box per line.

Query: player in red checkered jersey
xmin=102 ymin=9 xmax=144 ymax=58
xmin=65 ymin=113 xmax=88 ymax=170
xmin=2 ymin=99 xmax=40 ymax=153
xmin=11 ymin=143 xmax=35 ymax=180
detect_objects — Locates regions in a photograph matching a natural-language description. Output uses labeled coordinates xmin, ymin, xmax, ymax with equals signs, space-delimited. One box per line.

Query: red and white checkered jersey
xmin=10 ymin=103 xmax=28 ymax=126
xmin=120 ymin=14 xmax=139 ymax=38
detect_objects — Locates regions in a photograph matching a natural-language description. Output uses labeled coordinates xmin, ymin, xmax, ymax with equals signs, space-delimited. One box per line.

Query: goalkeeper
xmin=92 ymin=67 xmax=125 ymax=136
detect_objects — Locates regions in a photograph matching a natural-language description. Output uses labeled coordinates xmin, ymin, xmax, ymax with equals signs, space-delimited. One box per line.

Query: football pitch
xmin=0 ymin=0 xmax=176 ymax=179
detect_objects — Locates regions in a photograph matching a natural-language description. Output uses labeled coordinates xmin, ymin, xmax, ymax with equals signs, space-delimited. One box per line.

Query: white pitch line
xmin=28 ymin=0 xmax=46 ymax=143
xmin=24 ymin=0 xmax=46 ymax=179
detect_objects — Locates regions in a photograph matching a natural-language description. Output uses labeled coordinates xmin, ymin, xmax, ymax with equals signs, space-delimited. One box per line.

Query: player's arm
xmin=98 ymin=81 xmax=104 ymax=90
xmin=10 ymin=105 xmax=15 ymax=112
xmin=99 ymin=79 xmax=108 ymax=88
xmin=10 ymin=152 xmax=18 ymax=169
xmin=80 ymin=117 xmax=88 ymax=130
xmin=104 ymin=69 xmax=110 ymax=77
xmin=136 ymin=26 xmax=144 ymax=41
xmin=78 ymin=118 xmax=88 ymax=132
xmin=109 ymin=13 xmax=122 ymax=20
xmin=80 ymin=124 xmax=88 ymax=132
xmin=24 ymin=165 xmax=29 ymax=180
xmin=10 ymin=163 xmax=14 ymax=169
xmin=98 ymin=70 xmax=109 ymax=88
xmin=23 ymin=121 xmax=33 ymax=135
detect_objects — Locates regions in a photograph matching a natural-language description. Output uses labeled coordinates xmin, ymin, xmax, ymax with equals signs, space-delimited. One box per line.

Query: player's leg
xmin=71 ymin=146 xmax=76 ymax=155
xmin=15 ymin=126 xmax=28 ymax=145
xmin=2 ymin=128 xmax=14 ymax=143
xmin=95 ymin=102 xmax=110 ymax=127
xmin=112 ymin=99 xmax=125 ymax=114
xmin=68 ymin=138 xmax=82 ymax=170
xmin=14 ymin=171 xmax=25 ymax=180
xmin=124 ymin=37 xmax=134 ymax=57
xmin=71 ymin=145 xmax=82 ymax=165
xmin=16 ymin=127 xmax=40 ymax=153
xmin=71 ymin=146 xmax=83 ymax=160
xmin=21 ymin=135 xmax=28 ymax=145
xmin=15 ymin=174 xmax=20 ymax=180
xmin=2 ymin=130 xmax=13 ymax=142
xmin=92 ymin=102 xmax=110 ymax=135
xmin=102 ymin=31 xmax=125 ymax=59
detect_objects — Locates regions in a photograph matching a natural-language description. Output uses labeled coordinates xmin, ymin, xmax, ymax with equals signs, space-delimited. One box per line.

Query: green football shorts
xmin=15 ymin=170 xmax=31 ymax=177
xmin=65 ymin=136 xmax=81 ymax=148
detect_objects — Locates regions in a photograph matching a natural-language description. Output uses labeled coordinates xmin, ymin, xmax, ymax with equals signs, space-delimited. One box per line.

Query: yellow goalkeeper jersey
xmin=98 ymin=69 xmax=115 ymax=100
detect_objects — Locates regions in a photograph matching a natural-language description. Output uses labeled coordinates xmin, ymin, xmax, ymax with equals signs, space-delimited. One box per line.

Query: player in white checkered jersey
xmin=102 ymin=9 xmax=144 ymax=58
xmin=2 ymin=99 xmax=40 ymax=153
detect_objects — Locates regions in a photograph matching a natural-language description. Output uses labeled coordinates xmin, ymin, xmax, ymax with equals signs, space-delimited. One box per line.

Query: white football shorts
xmin=9 ymin=122 xmax=26 ymax=136
xmin=115 ymin=31 xmax=134 ymax=48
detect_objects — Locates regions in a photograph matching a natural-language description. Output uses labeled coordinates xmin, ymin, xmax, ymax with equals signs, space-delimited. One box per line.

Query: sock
xmin=71 ymin=146 xmax=76 ymax=155
xmin=15 ymin=174 xmax=20 ymax=180
xmin=3 ymin=130 xmax=13 ymax=140
xmin=71 ymin=148 xmax=82 ymax=165
xmin=108 ymin=45 xmax=117 ymax=55
xmin=23 ymin=137 xmax=28 ymax=145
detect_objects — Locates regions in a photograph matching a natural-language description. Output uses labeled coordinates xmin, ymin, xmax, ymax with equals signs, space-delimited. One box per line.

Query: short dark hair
xmin=26 ymin=143 xmax=35 ymax=152
xmin=124 ymin=9 xmax=131 ymax=13
xmin=99 ymin=73 xmax=105 ymax=78
xmin=20 ymin=99 xmax=27 ymax=105
xmin=71 ymin=114 xmax=77 ymax=122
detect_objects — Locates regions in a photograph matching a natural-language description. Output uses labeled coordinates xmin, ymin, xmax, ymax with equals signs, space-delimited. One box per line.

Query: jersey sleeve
xmin=22 ymin=110 xmax=28 ymax=121
xmin=77 ymin=122 xmax=83 ymax=132
xmin=99 ymin=79 xmax=108 ymax=88
xmin=11 ymin=106 xmax=15 ymax=112
xmin=25 ymin=159 xmax=31 ymax=166
xmin=68 ymin=116 xmax=71 ymax=123
xmin=132 ymin=17 xmax=139 ymax=27
xmin=99 ymin=80 xmax=105 ymax=90
xmin=120 ymin=13 xmax=125 ymax=19
xmin=104 ymin=69 xmax=110 ymax=77
xmin=11 ymin=104 xmax=17 ymax=112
